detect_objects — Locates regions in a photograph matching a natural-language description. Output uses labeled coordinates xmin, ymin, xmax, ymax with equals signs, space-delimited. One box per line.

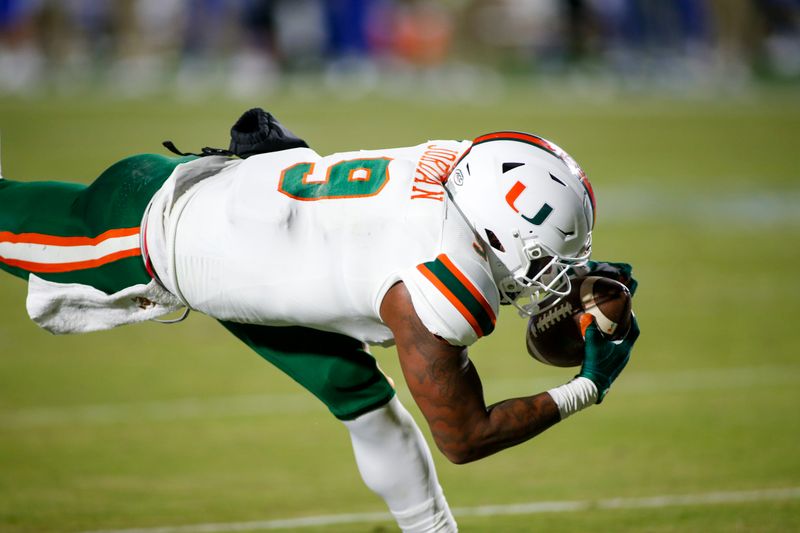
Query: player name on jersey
xmin=411 ymin=144 xmax=461 ymax=202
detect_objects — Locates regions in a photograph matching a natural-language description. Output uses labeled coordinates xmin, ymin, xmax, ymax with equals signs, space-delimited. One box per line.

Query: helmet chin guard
xmin=495 ymin=243 xmax=591 ymax=316
xmin=446 ymin=131 xmax=595 ymax=316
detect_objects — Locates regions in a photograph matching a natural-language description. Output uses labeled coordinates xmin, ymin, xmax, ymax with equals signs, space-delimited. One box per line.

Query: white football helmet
xmin=445 ymin=131 xmax=596 ymax=315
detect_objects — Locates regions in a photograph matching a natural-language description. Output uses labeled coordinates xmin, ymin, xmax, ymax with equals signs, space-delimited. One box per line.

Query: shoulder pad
xmin=402 ymin=253 xmax=499 ymax=346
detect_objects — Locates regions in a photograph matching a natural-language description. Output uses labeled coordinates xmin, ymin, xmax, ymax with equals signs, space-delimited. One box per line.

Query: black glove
xmin=163 ymin=108 xmax=309 ymax=159
xmin=228 ymin=107 xmax=308 ymax=158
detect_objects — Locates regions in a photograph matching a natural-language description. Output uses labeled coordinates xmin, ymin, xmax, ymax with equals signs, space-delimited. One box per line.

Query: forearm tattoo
xmin=399 ymin=311 xmax=561 ymax=463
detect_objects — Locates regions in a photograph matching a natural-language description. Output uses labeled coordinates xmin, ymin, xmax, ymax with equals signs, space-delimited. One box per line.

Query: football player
xmin=0 ymin=109 xmax=639 ymax=532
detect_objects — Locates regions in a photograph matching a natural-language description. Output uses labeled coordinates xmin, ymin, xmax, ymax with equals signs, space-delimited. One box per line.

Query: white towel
xmin=26 ymin=274 xmax=185 ymax=334
xmin=23 ymin=156 xmax=239 ymax=334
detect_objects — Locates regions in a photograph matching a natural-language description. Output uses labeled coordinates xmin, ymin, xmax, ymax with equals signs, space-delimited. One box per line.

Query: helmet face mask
xmin=493 ymin=240 xmax=591 ymax=316
xmin=446 ymin=131 xmax=595 ymax=316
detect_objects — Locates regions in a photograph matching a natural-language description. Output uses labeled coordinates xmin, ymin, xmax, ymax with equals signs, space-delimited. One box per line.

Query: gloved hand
xmin=578 ymin=313 xmax=640 ymax=403
xmin=229 ymin=107 xmax=309 ymax=158
xmin=587 ymin=260 xmax=637 ymax=296
xmin=162 ymin=108 xmax=309 ymax=160
xmin=572 ymin=260 xmax=638 ymax=296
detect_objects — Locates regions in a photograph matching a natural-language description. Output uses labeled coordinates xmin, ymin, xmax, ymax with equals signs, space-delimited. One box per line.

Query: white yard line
xmin=2 ymin=364 xmax=797 ymax=429
xmin=0 ymin=393 xmax=323 ymax=428
xmin=82 ymin=487 xmax=800 ymax=533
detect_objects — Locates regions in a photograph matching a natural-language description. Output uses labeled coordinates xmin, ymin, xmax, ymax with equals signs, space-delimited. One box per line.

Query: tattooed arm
xmin=380 ymin=282 xmax=561 ymax=464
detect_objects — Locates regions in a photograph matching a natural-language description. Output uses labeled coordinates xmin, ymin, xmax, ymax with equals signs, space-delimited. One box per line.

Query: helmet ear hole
xmin=484 ymin=229 xmax=505 ymax=252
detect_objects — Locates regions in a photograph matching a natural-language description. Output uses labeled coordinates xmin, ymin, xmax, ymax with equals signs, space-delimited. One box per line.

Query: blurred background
xmin=1 ymin=0 xmax=799 ymax=99
xmin=1 ymin=2 xmax=799 ymax=533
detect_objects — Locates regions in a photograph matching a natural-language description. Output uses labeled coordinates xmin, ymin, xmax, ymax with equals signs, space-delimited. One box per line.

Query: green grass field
xmin=1 ymin=85 xmax=799 ymax=532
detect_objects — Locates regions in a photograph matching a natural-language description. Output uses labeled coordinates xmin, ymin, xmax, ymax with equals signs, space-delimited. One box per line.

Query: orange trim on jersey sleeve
xmin=436 ymin=254 xmax=496 ymax=327
xmin=417 ymin=263 xmax=485 ymax=337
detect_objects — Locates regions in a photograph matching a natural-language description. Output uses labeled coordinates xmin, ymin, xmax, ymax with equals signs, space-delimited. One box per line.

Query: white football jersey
xmin=146 ymin=141 xmax=500 ymax=346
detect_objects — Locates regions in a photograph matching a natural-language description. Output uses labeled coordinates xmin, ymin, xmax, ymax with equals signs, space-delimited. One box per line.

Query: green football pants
xmin=221 ymin=321 xmax=396 ymax=421
xmin=0 ymin=153 xmax=192 ymax=293
xmin=0 ymin=154 xmax=395 ymax=421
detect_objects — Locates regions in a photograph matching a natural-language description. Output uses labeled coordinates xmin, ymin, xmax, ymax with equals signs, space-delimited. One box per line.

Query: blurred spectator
xmin=590 ymin=0 xmax=716 ymax=89
xmin=0 ymin=0 xmax=45 ymax=93
xmin=325 ymin=0 xmax=370 ymax=61
xmin=392 ymin=0 xmax=453 ymax=66
xmin=752 ymin=0 xmax=800 ymax=77
xmin=0 ymin=0 xmax=798 ymax=97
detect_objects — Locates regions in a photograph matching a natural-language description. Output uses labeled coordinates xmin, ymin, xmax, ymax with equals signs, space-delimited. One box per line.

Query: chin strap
xmin=501 ymin=275 xmax=572 ymax=317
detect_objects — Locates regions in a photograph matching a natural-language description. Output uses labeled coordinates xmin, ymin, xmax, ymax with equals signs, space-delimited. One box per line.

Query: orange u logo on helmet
xmin=504 ymin=181 xmax=554 ymax=226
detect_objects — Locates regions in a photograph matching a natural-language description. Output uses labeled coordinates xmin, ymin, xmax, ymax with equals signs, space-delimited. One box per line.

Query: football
xmin=526 ymin=275 xmax=632 ymax=367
